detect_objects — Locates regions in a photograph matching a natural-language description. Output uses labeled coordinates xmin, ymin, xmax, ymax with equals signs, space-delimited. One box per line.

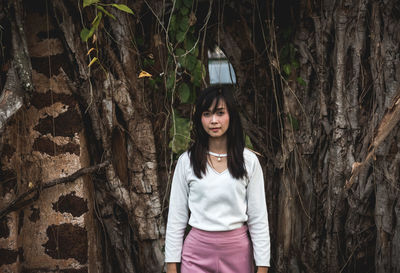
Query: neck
xmin=208 ymin=135 xmax=228 ymax=154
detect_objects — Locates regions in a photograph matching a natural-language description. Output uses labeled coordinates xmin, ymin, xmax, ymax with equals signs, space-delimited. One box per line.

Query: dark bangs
xmin=198 ymin=92 xmax=223 ymax=114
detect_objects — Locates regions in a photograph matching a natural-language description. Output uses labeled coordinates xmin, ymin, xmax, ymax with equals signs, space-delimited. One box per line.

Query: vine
xmin=80 ymin=0 xmax=134 ymax=68
xmin=278 ymin=26 xmax=305 ymax=131
xmin=166 ymin=0 xmax=206 ymax=156
xmin=0 ymin=24 xmax=4 ymax=60
xmin=80 ymin=0 xmax=134 ymax=43
xmin=78 ymin=0 xmax=205 ymax=156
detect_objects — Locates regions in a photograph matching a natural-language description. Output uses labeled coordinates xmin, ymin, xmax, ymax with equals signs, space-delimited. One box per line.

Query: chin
xmin=210 ymin=133 xmax=225 ymax=138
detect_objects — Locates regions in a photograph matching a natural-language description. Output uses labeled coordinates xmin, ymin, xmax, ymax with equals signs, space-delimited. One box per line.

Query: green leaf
xmin=188 ymin=85 xmax=196 ymax=103
xmin=136 ymin=36 xmax=144 ymax=47
xmin=180 ymin=7 xmax=189 ymax=15
xmin=175 ymin=48 xmax=185 ymax=56
xmin=245 ymin=135 xmax=254 ymax=149
xmin=287 ymin=114 xmax=299 ymax=131
xmin=192 ymin=71 xmax=202 ymax=87
xmin=184 ymin=37 xmax=195 ymax=51
xmin=201 ymin=63 xmax=206 ymax=77
xmin=80 ymin=26 xmax=96 ymax=42
xmin=174 ymin=0 xmax=182 ymax=10
xmin=88 ymin=57 xmax=99 ymax=67
xmin=169 ymin=15 xmax=177 ymax=31
xmin=176 ymin=31 xmax=185 ymax=43
xmin=92 ymin=12 xmax=103 ymax=30
xmin=143 ymin=58 xmax=155 ymax=68
xmin=292 ymin=60 xmax=299 ymax=69
xmin=296 ymin=77 xmax=307 ymax=86
xmin=80 ymin=27 xmax=91 ymax=42
xmin=167 ymin=55 xmax=173 ymax=66
xmin=183 ymin=0 xmax=192 ymax=8
xmin=88 ymin=27 xmax=96 ymax=38
xmin=97 ymin=6 xmax=116 ymax=20
xmin=178 ymin=83 xmax=190 ymax=103
xmin=112 ymin=4 xmax=134 ymax=15
xmin=83 ymin=0 xmax=99 ymax=8
xmin=179 ymin=16 xmax=189 ymax=31
xmin=194 ymin=47 xmax=199 ymax=57
xmin=166 ymin=72 xmax=175 ymax=90
xmin=186 ymin=54 xmax=197 ymax=71
xmin=283 ymin=64 xmax=291 ymax=76
xmin=191 ymin=60 xmax=203 ymax=87
xmin=170 ymin=111 xmax=191 ymax=154
xmin=176 ymin=48 xmax=186 ymax=67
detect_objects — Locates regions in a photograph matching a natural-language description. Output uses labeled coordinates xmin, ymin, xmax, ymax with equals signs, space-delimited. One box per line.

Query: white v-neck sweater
xmin=165 ymin=149 xmax=270 ymax=266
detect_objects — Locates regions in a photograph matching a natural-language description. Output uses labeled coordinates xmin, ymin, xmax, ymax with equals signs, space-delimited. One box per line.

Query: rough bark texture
xmin=1 ymin=0 xmax=166 ymax=272
xmin=0 ymin=0 xmax=400 ymax=273
xmin=0 ymin=2 xmax=100 ymax=272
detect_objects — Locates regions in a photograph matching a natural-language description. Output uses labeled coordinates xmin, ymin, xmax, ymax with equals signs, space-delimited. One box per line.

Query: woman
xmin=165 ymin=85 xmax=270 ymax=273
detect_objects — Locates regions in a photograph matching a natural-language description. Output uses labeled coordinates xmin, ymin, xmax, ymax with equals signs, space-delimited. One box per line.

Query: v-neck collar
xmin=207 ymin=163 xmax=228 ymax=175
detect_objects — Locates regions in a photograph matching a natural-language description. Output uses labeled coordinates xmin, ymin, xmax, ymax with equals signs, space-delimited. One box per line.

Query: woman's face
xmin=201 ymin=99 xmax=230 ymax=139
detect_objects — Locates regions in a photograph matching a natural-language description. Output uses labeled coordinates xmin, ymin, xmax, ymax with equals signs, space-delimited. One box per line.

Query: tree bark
xmin=207 ymin=0 xmax=400 ymax=272
xmin=1 ymin=0 xmax=166 ymax=272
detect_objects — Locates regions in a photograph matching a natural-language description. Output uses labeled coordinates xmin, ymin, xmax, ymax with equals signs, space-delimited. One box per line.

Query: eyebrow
xmin=206 ymin=106 xmax=225 ymax=112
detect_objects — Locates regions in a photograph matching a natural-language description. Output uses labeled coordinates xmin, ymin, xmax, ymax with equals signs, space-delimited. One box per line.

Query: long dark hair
xmin=189 ymin=85 xmax=247 ymax=179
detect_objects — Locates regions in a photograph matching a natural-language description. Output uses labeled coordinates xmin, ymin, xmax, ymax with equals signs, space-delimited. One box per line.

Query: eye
xmin=217 ymin=110 xmax=225 ymax=115
xmin=202 ymin=111 xmax=211 ymax=117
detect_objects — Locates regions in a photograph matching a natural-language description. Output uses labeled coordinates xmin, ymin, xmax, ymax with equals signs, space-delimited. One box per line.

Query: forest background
xmin=0 ymin=0 xmax=399 ymax=272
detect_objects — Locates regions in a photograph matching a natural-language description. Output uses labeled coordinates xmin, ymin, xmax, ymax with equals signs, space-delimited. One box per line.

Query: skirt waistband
xmin=189 ymin=225 xmax=248 ymax=242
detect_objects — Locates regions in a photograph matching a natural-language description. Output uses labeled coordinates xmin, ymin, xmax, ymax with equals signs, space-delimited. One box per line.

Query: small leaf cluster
xmin=167 ymin=0 xmax=205 ymax=104
xmin=280 ymin=43 xmax=299 ymax=77
xmin=169 ymin=110 xmax=192 ymax=154
xmin=169 ymin=0 xmax=195 ymax=44
xmin=80 ymin=0 xmax=134 ymax=42
xmin=278 ymin=27 xmax=302 ymax=131
xmin=167 ymin=0 xmax=204 ymax=155
xmin=279 ymin=27 xmax=306 ymax=86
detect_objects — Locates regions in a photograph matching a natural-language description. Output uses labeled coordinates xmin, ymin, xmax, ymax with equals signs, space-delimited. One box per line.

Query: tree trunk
xmin=207 ymin=0 xmax=400 ymax=272
xmin=1 ymin=0 xmax=166 ymax=272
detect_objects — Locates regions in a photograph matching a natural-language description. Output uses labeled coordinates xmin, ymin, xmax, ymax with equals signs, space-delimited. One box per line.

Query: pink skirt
xmin=181 ymin=225 xmax=254 ymax=273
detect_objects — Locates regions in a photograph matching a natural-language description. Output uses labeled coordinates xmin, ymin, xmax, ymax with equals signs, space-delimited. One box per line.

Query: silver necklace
xmin=208 ymin=151 xmax=228 ymax=162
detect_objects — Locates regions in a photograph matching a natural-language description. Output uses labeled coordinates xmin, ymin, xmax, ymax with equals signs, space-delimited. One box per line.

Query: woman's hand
xmin=166 ymin=263 xmax=178 ymax=273
xmin=257 ymin=266 xmax=269 ymax=273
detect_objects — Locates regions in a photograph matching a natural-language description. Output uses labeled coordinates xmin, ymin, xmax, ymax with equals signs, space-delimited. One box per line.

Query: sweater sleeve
xmin=165 ymin=153 xmax=190 ymax=263
xmin=246 ymin=155 xmax=271 ymax=267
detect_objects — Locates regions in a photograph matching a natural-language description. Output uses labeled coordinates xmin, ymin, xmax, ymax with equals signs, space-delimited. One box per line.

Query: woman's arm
xmin=166 ymin=263 xmax=178 ymax=273
xmin=257 ymin=266 xmax=269 ymax=273
xmin=165 ymin=153 xmax=190 ymax=265
xmin=246 ymin=152 xmax=271 ymax=268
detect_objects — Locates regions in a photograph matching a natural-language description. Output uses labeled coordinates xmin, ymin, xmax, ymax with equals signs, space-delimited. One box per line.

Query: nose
xmin=211 ymin=114 xmax=217 ymax=123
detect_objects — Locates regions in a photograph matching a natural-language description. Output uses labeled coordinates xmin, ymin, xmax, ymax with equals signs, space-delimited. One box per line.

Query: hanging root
xmin=0 ymin=161 xmax=110 ymax=220
xmin=345 ymin=89 xmax=400 ymax=190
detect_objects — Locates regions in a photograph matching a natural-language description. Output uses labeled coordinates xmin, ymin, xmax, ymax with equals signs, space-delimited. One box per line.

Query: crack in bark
xmin=0 ymin=1 xmax=34 ymax=135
